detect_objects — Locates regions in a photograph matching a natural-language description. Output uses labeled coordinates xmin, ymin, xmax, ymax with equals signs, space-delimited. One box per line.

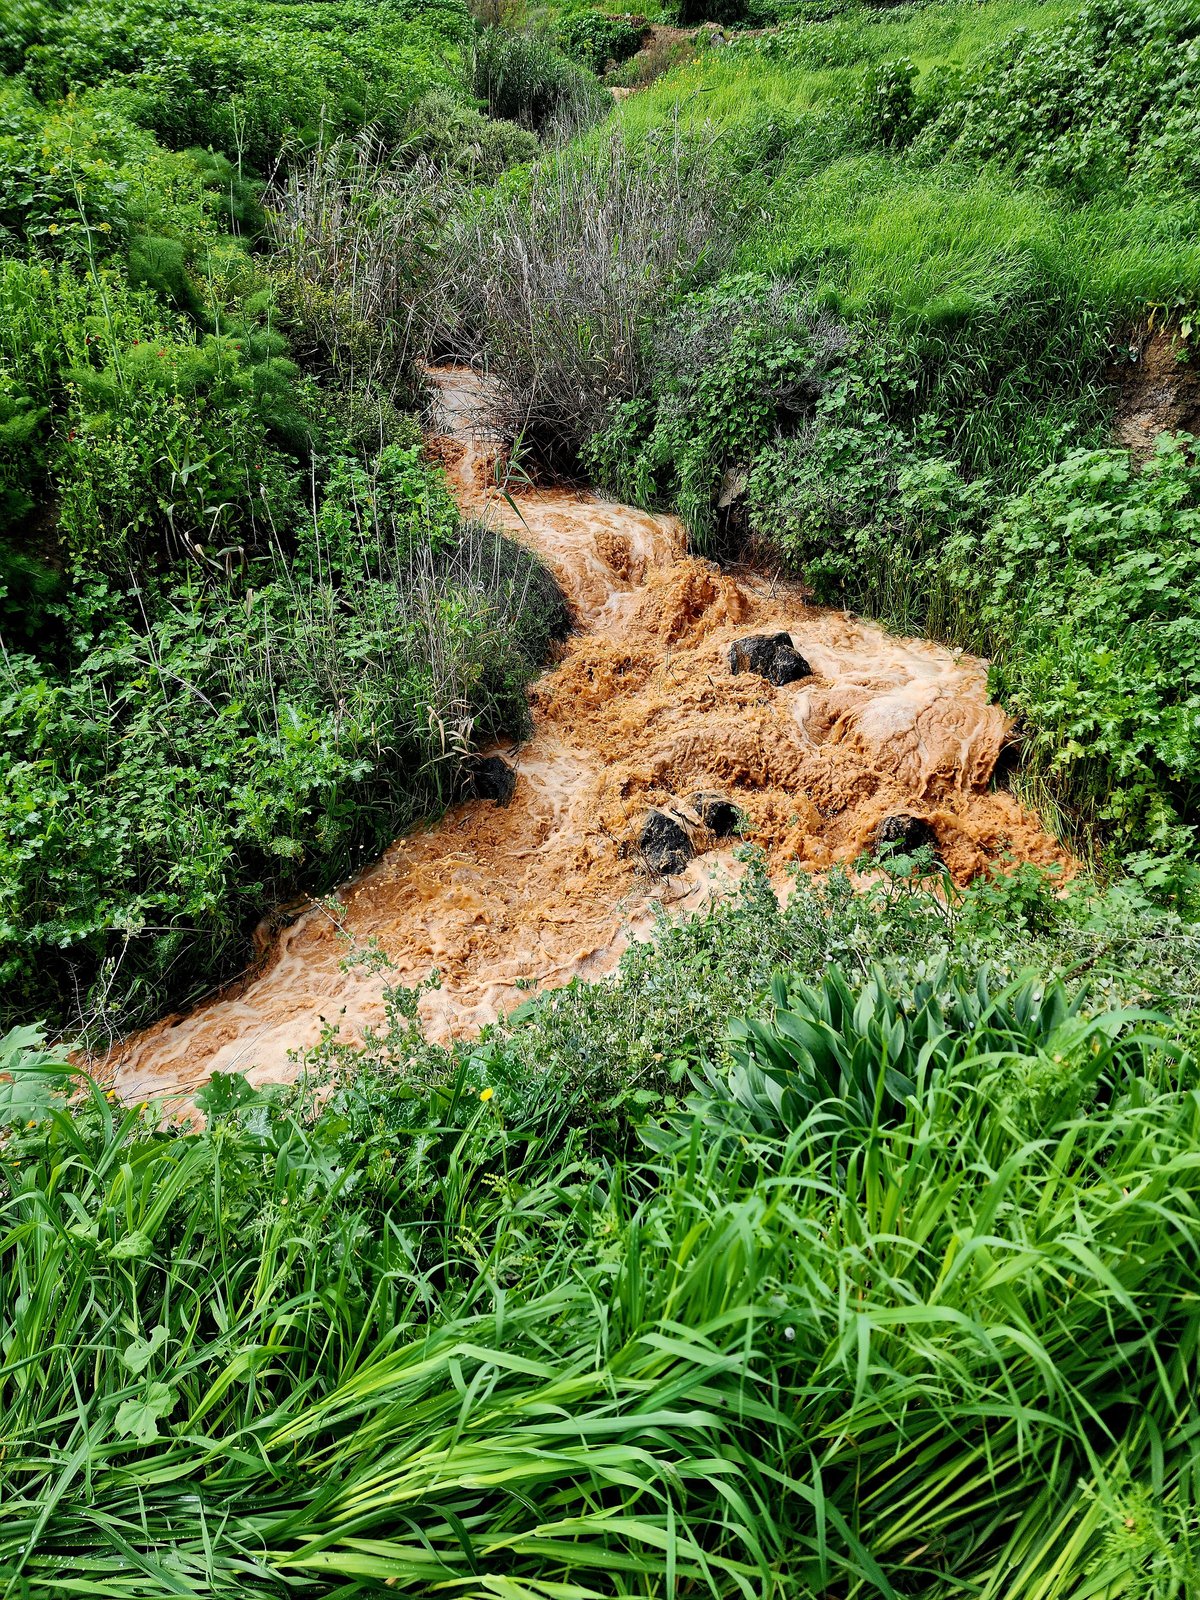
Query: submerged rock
xmin=640 ymin=810 xmax=693 ymax=876
xmin=691 ymin=792 xmax=741 ymax=839
xmin=465 ymin=755 xmax=517 ymax=807
xmin=873 ymin=814 xmax=938 ymax=857
xmin=728 ymin=632 xmax=812 ymax=687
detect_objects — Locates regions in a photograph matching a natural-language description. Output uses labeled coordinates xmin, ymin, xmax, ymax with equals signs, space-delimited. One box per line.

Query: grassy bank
xmin=5 ymin=862 xmax=1200 ymax=1595
xmin=0 ymin=0 xmax=582 ymax=1034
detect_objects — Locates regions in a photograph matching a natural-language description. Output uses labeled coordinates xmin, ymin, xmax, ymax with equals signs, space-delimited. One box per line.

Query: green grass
xmin=614 ymin=3 xmax=1200 ymax=325
xmin=747 ymin=157 xmax=1200 ymax=324
xmin=4 ymin=867 xmax=1200 ymax=1595
xmin=615 ymin=0 xmax=1079 ymax=130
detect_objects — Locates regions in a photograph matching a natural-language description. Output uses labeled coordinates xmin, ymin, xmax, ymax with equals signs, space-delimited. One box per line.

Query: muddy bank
xmin=108 ymin=366 xmax=1066 ymax=1098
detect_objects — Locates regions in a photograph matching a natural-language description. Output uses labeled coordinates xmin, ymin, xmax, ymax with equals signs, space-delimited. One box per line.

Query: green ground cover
xmin=5 ymin=862 xmax=1200 ymax=1595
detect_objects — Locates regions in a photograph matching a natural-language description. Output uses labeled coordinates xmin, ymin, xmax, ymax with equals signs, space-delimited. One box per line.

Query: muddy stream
xmin=110 ymin=367 xmax=1066 ymax=1098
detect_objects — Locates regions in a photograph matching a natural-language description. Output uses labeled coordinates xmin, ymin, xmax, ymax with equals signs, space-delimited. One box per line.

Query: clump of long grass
xmin=266 ymin=132 xmax=451 ymax=404
xmin=2 ymin=957 xmax=1198 ymax=1596
xmin=439 ymin=122 xmax=736 ymax=465
xmin=470 ymin=23 xmax=609 ymax=134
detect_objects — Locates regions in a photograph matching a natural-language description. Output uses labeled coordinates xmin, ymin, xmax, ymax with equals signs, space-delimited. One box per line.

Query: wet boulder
xmin=691 ymin=792 xmax=741 ymax=839
xmin=465 ymin=754 xmax=517 ymax=807
xmin=873 ymin=814 xmax=938 ymax=858
xmin=640 ymin=810 xmax=693 ymax=876
xmin=728 ymin=632 xmax=812 ymax=687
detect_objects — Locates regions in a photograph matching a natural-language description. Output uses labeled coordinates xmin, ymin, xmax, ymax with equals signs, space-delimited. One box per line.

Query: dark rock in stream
xmin=465 ymin=755 xmax=517 ymax=807
xmin=691 ymin=792 xmax=741 ymax=839
xmin=640 ymin=810 xmax=694 ymax=876
xmin=728 ymin=632 xmax=812 ymax=687
xmin=873 ymin=814 xmax=939 ymax=859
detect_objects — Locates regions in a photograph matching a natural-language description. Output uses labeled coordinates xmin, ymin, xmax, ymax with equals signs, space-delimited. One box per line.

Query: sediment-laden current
xmin=109 ymin=366 xmax=1066 ymax=1097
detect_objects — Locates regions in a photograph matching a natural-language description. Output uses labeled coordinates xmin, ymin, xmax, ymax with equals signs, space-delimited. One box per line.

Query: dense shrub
xmin=0 ymin=0 xmax=48 ymax=73
xmin=556 ymin=10 xmax=645 ymax=73
xmin=586 ymin=273 xmax=855 ymax=542
xmin=747 ymin=416 xmax=981 ymax=615
xmin=402 ymin=85 xmax=540 ymax=176
xmin=850 ymin=52 xmax=921 ymax=144
xmin=0 ymin=87 xmax=154 ymax=262
xmin=919 ymin=0 xmax=1200 ymax=197
xmin=945 ymin=435 xmax=1200 ymax=861
xmin=0 ymin=260 xmax=310 ymax=576
xmin=19 ymin=0 xmax=471 ymax=171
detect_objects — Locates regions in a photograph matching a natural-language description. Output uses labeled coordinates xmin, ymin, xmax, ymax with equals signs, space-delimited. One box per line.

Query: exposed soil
xmin=1111 ymin=327 xmax=1200 ymax=461
xmin=105 ymin=366 xmax=1067 ymax=1100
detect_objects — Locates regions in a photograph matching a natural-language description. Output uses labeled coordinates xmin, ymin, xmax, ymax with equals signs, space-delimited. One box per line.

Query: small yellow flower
xmin=479 ymin=1087 xmax=494 ymax=1103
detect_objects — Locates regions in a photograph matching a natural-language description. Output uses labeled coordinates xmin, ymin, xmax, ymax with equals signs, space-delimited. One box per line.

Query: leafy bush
xmin=0 ymin=79 xmax=266 ymax=269
xmin=402 ymin=85 xmax=540 ymax=176
xmin=556 ymin=10 xmax=644 ymax=73
xmin=61 ymin=330 xmax=308 ymax=572
xmin=0 ymin=79 xmax=313 ymax=579
xmin=587 ymin=272 xmax=855 ymax=543
xmin=20 ymin=0 xmax=471 ymax=172
xmin=0 ymin=0 xmax=48 ymax=72
xmin=746 ymin=405 xmax=984 ymax=623
xmin=0 ymin=87 xmax=147 ymax=262
xmin=946 ymin=435 xmax=1200 ymax=861
xmin=919 ymin=0 xmax=1200 ymax=198
xmin=850 ymin=52 xmax=921 ymax=145
xmin=0 ymin=260 xmax=310 ymax=577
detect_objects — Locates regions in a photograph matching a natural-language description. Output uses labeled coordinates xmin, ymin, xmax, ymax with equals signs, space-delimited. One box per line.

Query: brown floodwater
xmin=107 ymin=366 xmax=1067 ymax=1098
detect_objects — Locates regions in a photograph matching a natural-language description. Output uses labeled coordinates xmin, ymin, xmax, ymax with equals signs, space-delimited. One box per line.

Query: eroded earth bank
xmin=111 ymin=367 xmax=1066 ymax=1097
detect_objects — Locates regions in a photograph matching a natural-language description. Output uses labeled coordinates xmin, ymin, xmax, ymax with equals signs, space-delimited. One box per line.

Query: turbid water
xmin=109 ymin=367 xmax=1066 ymax=1098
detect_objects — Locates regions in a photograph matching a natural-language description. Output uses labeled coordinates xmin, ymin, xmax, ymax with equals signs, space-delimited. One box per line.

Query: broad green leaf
xmin=114 ymin=1383 xmax=175 ymax=1445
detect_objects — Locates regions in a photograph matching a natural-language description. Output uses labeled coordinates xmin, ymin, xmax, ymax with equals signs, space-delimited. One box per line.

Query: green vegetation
xmin=7 ymin=0 xmax=1200 ymax=1592
xmin=555 ymin=9 xmax=645 ymax=72
xmin=1 ymin=500 xmax=567 ymax=1033
xmin=6 ymin=864 xmax=1200 ymax=1594
xmin=570 ymin=0 xmax=1200 ymax=869
xmin=11 ymin=0 xmax=470 ymax=167
xmin=472 ymin=22 xmax=610 ymax=128
xmin=0 ymin=0 xmax=572 ymax=1032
